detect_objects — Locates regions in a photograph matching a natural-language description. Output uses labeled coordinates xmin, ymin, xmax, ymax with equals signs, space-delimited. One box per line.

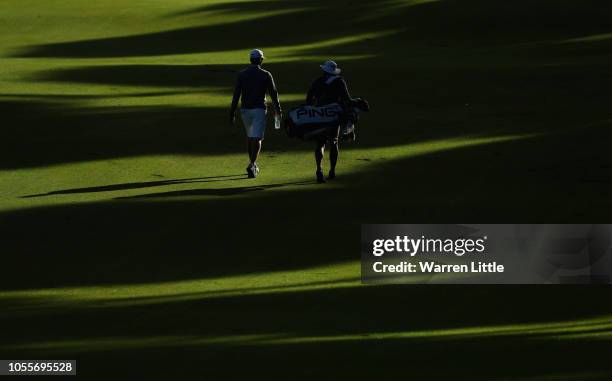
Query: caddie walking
xmin=306 ymin=60 xmax=351 ymax=183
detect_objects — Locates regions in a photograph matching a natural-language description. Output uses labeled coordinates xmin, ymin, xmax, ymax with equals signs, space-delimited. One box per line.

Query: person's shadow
xmin=21 ymin=174 xmax=246 ymax=198
xmin=114 ymin=181 xmax=316 ymax=199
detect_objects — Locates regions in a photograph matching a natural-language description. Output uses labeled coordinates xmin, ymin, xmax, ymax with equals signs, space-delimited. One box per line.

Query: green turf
xmin=1 ymin=0 xmax=612 ymax=379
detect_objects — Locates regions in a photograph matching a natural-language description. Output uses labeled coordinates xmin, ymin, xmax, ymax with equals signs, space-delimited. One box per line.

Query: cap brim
xmin=320 ymin=65 xmax=341 ymax=75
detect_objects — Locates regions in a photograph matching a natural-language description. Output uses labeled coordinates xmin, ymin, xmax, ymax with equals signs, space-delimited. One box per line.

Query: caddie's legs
xmin=315 ymin=139 xmax=326 ymax=183
xmin=327 ymin=125 xmax=340 ymax=180
xmin=315 ymin=140 xmax=325 ymax=172
xmin=328 ymin=140 xmax=338 ymax=179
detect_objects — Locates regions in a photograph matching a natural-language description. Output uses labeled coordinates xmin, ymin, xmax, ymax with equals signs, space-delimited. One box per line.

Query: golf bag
xmin=284 ymin=98 xmax=369 ymax=141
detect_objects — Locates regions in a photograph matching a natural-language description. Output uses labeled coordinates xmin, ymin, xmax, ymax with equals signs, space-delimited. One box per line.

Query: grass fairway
xmin=1 ymin=0 xmax=612 ymax=379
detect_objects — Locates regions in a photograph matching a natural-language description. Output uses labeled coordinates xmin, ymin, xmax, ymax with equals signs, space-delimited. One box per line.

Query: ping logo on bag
xmin=295 ymin=106 xmax=341 ymax=120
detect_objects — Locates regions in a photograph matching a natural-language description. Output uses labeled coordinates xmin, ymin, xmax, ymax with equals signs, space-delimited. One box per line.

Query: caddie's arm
xmin=339 ymin=78 xmax=351 ymax=102
xmin=305 ymin=82 xmax=316 ymax=105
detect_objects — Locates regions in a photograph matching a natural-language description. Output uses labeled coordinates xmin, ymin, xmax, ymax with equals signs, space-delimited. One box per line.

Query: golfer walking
xmin=306 ymin=60 xmax=351 ymax=183
xmin=230 ymin=49 xmax=282 ymax=178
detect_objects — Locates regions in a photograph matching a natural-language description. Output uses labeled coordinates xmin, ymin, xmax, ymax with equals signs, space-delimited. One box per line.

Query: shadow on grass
xmin=2 ymin=284 xmax=612 ymax=379
xmin=3 ymin=2 xmax=612 ymax=378
xmin=0 ymin=100 xmax=254 ymax=169
xmin=4 ymin=0 xmax=612 ymax=170
xmin=0 ymin=90 xmax=201 ymax=100
xmin=12 ymin=0 xmax=612 ymax=58
xmin=4 ymin=55 xmax=612 ymax=170
xmin=2 ymin=336 xmax=610 ymax=380
xmin=3 ymin=125 xmax=612 ymax=290
xmin=30 ymin=64 xmax=240 ymax=88
xmin=21 ymin=175 xmax=246 ymax=198
xmin=114 ymin=180 xmax=316 ymax=199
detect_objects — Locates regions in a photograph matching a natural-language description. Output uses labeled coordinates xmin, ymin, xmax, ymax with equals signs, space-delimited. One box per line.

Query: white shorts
xmin=241 ymin=108 xmax=267 ymax=139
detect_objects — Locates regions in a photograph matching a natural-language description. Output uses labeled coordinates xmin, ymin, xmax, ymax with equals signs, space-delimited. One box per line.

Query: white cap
xmin=320 ymin=60 xmax=341 ymax=75
xmin=250 ymin=49 xmax=265 ymax=59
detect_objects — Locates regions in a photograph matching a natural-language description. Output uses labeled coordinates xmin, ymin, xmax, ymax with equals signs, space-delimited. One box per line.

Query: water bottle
xmin=274 ymin=113 xmax=281 ymax=130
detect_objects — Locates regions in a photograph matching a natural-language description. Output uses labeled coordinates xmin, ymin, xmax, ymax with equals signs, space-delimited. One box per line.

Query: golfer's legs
xmin=241 ymin=109 xmax=266 ymax=139
xmin=241 ymin=108 xmax=266 ymax=165
xmin=249 ymin=138 xmax=262 ymax=164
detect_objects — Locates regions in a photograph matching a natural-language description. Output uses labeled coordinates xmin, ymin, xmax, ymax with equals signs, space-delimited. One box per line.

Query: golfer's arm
xmin=268 ymin=75 xmax=282 ymax=113
xmin=230 ymin=78 xmax=241 ymax=114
